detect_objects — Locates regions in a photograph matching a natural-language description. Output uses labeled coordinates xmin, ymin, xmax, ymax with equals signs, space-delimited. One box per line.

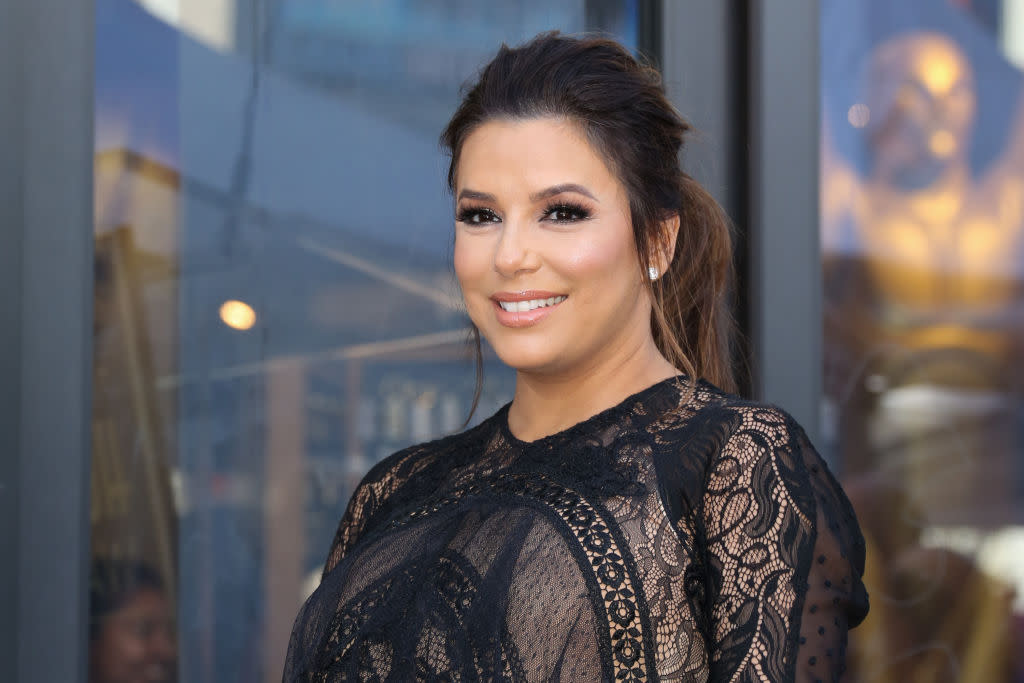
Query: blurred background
xmin=4 ymin=0 xmax=1024 ymax=681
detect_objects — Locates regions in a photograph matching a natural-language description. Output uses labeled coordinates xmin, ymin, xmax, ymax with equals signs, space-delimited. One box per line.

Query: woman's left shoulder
xmin=691 ymin=382 xmax=866 ymax=558
xmin=661 ymin=380 xmax=857 ymax=519
xmin=677 ymin=380 xmax=824 ymax=463
xmin=651 ymin=381 xmax=834 ymax=515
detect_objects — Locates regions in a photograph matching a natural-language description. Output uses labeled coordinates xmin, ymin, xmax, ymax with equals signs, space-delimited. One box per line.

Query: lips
xmin=497 ymin=295 xmax=567 ymax=312
xmin=490 ymin=291 xmax=567 ymax=327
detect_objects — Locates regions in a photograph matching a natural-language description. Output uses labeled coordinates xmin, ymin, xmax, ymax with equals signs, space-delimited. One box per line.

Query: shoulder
xmin=683 ymin=382 xmax=830 ymax=493
xmin=321 ymin=411 xmax=502 ymax=575
xmin=349 ymin=408 xmax=501 ymax=508
xmin=654 ymin=380 xmax=810 ymax=466
xmin=655 ymin=380 xmax=843 ymax=521
xmin=673 ymin=380 xmax=814 ymax=454
xmin=686 ymin=382 xmax=866 ymax=568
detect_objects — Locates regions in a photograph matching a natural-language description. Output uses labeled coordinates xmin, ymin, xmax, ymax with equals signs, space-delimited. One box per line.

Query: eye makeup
xmin=456 ymin=200 xmax=594 ymax=226
xmin=456 ymin=205 xmax=501 ymax=225
xmin=540 ymin=201 xmax=592 ymax=223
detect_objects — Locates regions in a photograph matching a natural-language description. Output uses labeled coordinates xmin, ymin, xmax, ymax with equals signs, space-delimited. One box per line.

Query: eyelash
xmin=542 ymin=202 xmax=591 ymax=223
xmin=455 ymin=205 xmax=500 ymax=225
xmin=455 ymin=202 xmax=592 ymax=226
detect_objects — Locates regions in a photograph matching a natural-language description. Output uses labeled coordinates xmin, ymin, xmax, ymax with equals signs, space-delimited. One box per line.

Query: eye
xmin=456 ymin=206 xmax=501 ymax=225
xmin=542 ymin=202 xmax=591 ymax=223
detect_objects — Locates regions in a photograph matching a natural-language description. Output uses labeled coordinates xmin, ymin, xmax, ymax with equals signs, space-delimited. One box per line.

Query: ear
xmin=650 ymin=212 xmax=680 ymax=275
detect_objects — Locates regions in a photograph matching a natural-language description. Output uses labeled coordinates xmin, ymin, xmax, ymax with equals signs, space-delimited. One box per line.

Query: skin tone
xmin=89 ymin=589 xmax=176 ymax=683
xmin=454 ymin=117 xmax=680 ymax=442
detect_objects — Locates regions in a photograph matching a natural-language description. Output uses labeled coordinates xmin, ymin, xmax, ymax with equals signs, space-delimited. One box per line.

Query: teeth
xmin=498 ymin=295 xmax=566 ymax=312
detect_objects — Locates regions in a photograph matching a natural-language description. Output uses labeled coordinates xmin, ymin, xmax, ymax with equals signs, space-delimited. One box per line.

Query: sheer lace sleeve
xmin=701 ymin=405 xmax=869 ymax=682
xmin=320 ymin=472 xmax=383 ymax=579
xmin=321 ymin=443 xmax=436 ymax=578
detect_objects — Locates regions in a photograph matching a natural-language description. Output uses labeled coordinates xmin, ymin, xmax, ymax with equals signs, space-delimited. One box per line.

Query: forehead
xmin=456 ymin=117 xmax=621 ymax=194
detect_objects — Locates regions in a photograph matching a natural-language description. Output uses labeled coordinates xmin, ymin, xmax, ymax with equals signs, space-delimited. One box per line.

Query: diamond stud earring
xmin=648 ymin=266 xmax=659 ymax=281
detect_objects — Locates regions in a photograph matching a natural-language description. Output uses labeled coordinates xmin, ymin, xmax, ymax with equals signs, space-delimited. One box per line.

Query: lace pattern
xmin=284 ymin=377 xmax=869 ymax=682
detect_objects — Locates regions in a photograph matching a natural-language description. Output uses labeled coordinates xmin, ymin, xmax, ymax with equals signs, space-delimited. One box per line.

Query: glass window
xmin=89 ymin=1 xmax=638 ymax=681
xmin=821 ymin=0 xmax=1024 ymax=679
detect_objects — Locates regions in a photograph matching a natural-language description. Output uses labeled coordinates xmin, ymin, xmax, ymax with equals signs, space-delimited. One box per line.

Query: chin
xmin=486 ymin=336 xmax=571 ymax=375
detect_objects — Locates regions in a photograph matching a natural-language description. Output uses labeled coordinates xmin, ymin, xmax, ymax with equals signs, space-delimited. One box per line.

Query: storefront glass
xmin=88 ymin=1 xmax=639 ymax=680
xmin=821 ymin=0 xmax=1024 ymax=679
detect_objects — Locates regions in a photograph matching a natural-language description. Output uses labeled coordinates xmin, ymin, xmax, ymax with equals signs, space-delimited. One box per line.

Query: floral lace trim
xmin=391 ymin=470 xmax=654 ymax=681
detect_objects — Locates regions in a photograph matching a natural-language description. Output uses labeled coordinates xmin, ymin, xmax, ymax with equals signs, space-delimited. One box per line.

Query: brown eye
xmin=543 ymin=203 xmax=590 ymax=223
xmin=457 ymin=207 xmax=500 ymax=225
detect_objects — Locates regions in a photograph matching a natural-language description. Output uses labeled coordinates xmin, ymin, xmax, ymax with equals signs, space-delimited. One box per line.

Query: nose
xmin=493 ymin=219 xmax=540 ymax=278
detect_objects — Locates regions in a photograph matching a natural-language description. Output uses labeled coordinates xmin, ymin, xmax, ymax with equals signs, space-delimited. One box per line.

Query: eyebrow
xmin=456 ymin=189 xmax=498 ymax=203
xmin=456 ymin=183 xmax=598 ymax=204
xmin=530 ymin=183 xmax=597 ymax=203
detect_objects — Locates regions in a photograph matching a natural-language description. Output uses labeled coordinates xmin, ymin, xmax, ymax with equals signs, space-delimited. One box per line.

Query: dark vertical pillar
xmin=660 ymin=1 xmax=737 ymax=210
xmin=659 ymin=1 xmax=752 ymax=395
xmin=0 ymin=1 xmax=96 ymax=681
xmin=749 ymin=0 xmax=822 ymax=445
xmin=0 ymin=0 xmax=28 ymax=675
xmin=637 ymin=0 xmax=663 ymax=66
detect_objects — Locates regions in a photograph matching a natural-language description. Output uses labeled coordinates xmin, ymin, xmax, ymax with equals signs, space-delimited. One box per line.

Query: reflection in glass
xmin=822 ymin=0 xmax=1024 ymax=680
xmin=92 ymin=1 xmax=637 ymax=680
xmin=89 ymin=559 xmax=177 ymax=683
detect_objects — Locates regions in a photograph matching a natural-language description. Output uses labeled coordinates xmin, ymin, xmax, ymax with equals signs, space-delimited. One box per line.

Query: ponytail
xmin=648 ymin=174 xmax=737 ymax=394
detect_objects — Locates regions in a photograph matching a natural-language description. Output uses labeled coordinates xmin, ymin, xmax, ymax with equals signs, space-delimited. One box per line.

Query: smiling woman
xmin=283 ymin=32 xmax=869 ymax=682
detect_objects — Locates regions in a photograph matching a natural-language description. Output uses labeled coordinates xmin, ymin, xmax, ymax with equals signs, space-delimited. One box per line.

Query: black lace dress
xmin=283 ymin=377 xmax=869 ymax=682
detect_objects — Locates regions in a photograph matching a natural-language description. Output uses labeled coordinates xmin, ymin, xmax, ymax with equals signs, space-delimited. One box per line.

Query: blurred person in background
xmin=89 ymin=558 xmax=176 ymax=683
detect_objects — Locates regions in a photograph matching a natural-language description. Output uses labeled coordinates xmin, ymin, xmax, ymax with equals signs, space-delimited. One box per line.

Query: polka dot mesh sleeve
xmin=701 ymin=406 xmax=869 ymax=682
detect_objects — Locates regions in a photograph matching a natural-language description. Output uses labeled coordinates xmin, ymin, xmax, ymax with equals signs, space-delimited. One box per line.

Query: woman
xmin=285 ymin=32 xmax=868 ymax=682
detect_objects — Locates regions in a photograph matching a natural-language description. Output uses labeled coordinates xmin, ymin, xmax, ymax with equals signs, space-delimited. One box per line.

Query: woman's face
xmin=89 ymin=589 xmax=176 ymax=683
xmin=454 ymin=117 xmax=654 ymax=377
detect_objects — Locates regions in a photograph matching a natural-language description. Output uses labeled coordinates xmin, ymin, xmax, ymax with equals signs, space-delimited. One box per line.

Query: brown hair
xmin=442 ymin=31 xmax=737 ymax=412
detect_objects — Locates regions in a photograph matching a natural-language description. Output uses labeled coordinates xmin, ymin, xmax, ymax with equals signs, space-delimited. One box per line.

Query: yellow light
xmin=847 ymin=103 xmax=871 ymax=128
xmin=219 ymin=299 xmax=256 ymax=330
xmin=919 ymin=50 xmax=960 ymax=95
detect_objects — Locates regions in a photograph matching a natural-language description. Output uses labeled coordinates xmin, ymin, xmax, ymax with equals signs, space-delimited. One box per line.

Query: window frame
xmin=0 ymin=1 xmax=96 ymax=681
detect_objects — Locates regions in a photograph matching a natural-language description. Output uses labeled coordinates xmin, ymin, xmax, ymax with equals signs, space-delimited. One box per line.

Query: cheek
xmin=453 ymin=234 xmax=483 ymax=287
xmin=453 ymin=234 xmax=494 ymax=318
xmin=557 ymin=227 xmax=638 ymax=295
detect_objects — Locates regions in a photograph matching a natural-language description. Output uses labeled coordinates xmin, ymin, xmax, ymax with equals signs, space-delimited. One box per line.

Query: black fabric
xmin=283 ymin=377 xmax=869 ymax=682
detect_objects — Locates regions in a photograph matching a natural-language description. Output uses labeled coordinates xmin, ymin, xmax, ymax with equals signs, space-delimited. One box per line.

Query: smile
xmin=497 ymin=296 xmax=567 ymax=313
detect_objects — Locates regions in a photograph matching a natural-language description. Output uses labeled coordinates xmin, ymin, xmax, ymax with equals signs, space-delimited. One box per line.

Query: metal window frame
xmin=659 ymin=0 xmax=752 ymax=394
xmin=0 ymin=1 xmax=96 ymax=682
xmin=660 ymin=0 xmax=821 ymax=446
xmin=748 ymin=0 xmax=821 ymax=446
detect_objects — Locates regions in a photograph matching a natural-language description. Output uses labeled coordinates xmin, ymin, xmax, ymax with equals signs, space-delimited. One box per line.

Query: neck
xmin=506 ymin=336 xmax=678 ymax=442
